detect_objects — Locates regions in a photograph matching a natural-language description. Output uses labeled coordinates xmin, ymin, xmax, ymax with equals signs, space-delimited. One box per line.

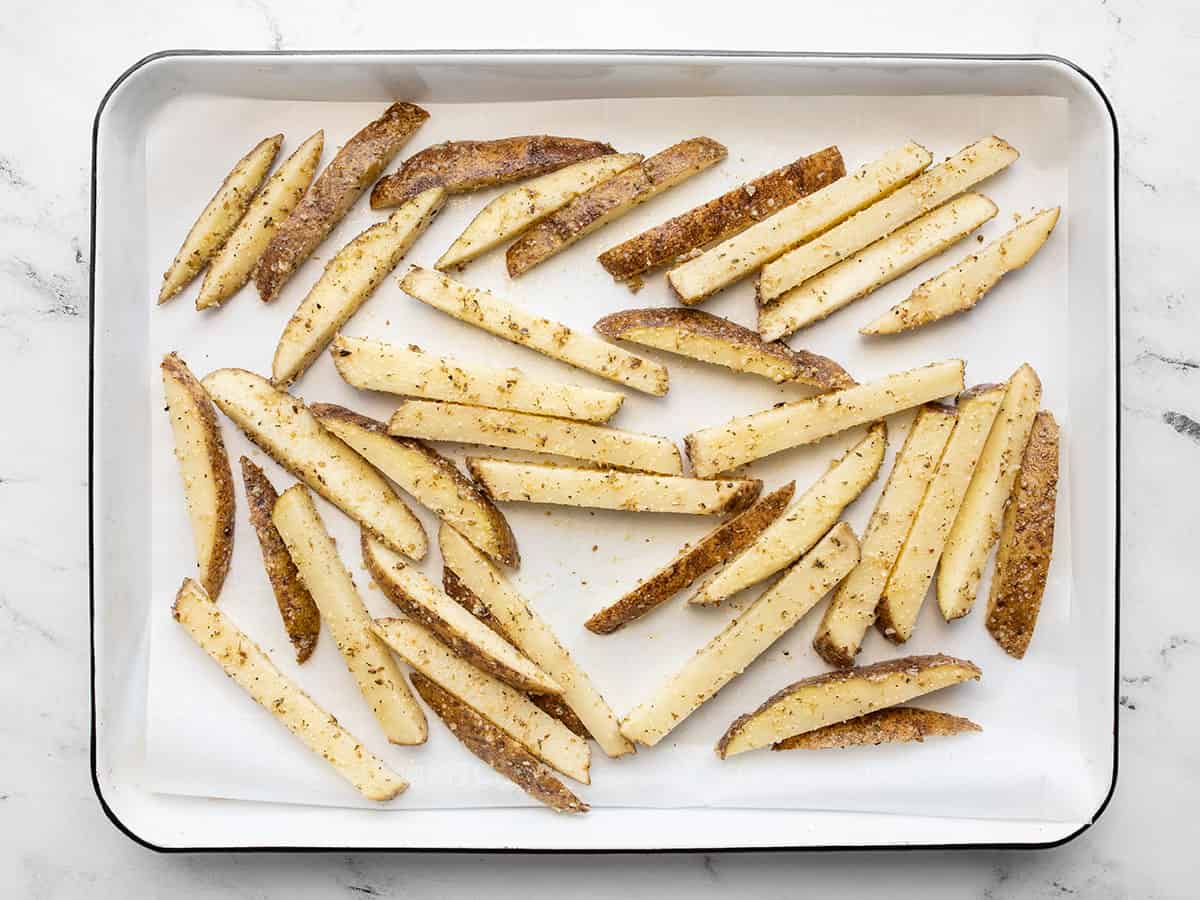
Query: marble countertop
xmin=3 ymin=0 xmax=1196 ymax=896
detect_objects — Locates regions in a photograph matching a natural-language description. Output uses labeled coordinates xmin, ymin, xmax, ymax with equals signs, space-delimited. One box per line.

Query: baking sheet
xmin=141 ymin=91 xmax=1088 ymax=822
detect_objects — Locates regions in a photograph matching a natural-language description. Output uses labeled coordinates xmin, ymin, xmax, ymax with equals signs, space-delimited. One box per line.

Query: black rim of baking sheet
xmin=88 ymin=48 xmax=1121 ymax=855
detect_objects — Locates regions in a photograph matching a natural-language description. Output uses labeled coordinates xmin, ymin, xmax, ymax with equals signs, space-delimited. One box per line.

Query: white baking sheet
xmin=141 ymin=91 xmax=1088 ymax=822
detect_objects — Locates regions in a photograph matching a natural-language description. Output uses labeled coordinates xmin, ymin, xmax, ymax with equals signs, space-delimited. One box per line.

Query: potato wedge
xmin=373 ymin=617 xmax=588 ymax=782
xmin=400 ymin=267 xmax=669 ymax=396
xmin=598 ymin=146 xmax=845 ymax=283
xmin=986 ymin=410 xmax=1059 ymax=658
xmin=362 ymin=533 xmax=559 ymax=695
xmin=620 ymin=524 xmax=860 ymax=747
xmin=758 ymin=136 xmax=1019 ymax=303
xmin=758 ymin=193 xmax=998 ymax=341
xmin=271 ymin=486 xmax=426 ymax=745
xmin=506 ymin=137 xmax=727 ymax=276
xmin=158 ymin=134 xmax=281 ymax=304
xmin=331 ymin=335 xmax=624 ymax=423
xmin=772 ymin=706 xmax=981 ymax=750
xmin=271 ymin=187 xmax=446 ymax=386
xmin=690 ymin=425 xmax=885 ymax=606
xmin=201 ymin=368 xmax=426 ymax=558
xmin=173 ymin=579 xmax=406 ymax=800
xmin=862 ymin=207 xmax=1061 ymax=335
xmin=584 ymin=482 xmax=796 ymax=634
xmin=938 ymin=365 xmax=1042 ymax=620
xmin=239 ymin=457 xmax=320 ymax=662
xmin=311 ymin=404 xmax=517 ymax=566
xmin=876 ymin=385 xmax=1006 ymax=642
xmin=667 ymin=142 xmax=933 ymax=305
xmin=161 ymin=353 xmax=235 ymax=599
xmin=197 ymin=131 xmax=324 ymax=309
xmin=715 ymin=653 xmax=981 ymax=758
xmin=387 ymin=399 xmax=682 ymax=475
xmin=593 ymin=308 xmax=855 ymax=390
xmin=437 ymin=153 xmax=644 ymax=269
xmin=813 ymin=407 xmax=956 ymax=666
xmin=529 ymin=694 xmax=592 ymax=739
xmin=255 ymin=102 xmax=428 ymax=302
xmin=685 ymin=359 xmax=963 ymax=477
xmin=439 ymin=525 xmax=634 ymax=757
xmin=371 ymin=135 xmax=617 ymax=209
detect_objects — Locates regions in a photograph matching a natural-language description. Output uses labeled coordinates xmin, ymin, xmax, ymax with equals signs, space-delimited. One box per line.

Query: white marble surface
xmin=1 ymin=0 xmax=1196 ymax=896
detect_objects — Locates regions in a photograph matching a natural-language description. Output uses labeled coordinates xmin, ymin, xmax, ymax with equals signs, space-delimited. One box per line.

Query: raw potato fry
xmin=758 ymin=193 xmax=998 ymax=341
xmin=772 ymin=706 xmax=981 ymax=750
xmin=986 ymin=410 xmax=1059 ymax=658
xmin=197 ymin=131 xmax=324 ymax=309
xmin=716 ymin=653 xmax=981 ymax=758
xmin=437 ymin=153 xmax=644 ymax=269
xmin=409 ymin=672 xmax=588 ymax=813
xmin=240 ymin=457 xmax=321 ymax=662
xmin=876 ymin=385 xmax=1006 ymax=643
xmin=594 ymin=308 xmax=855 ymax=390
xmin=585 ymin=482 xmax=796 ymax=634
xmin=202 ymin=368 xmax=426 ymax=559
xmin=158 ymin=134 xmax=281 ymax=303
xmin=597 ymin=146 xmax=846 ymax=282
xmin=362 ymin=533 xmax=560 ymax=695
xmin=255 ymin=102 xmax=429 ymax=302
xmin=439 ymin=525 xmax=634 ymax=757
xmin=667 ymin=142 xmax=933 ymax=305
xmin=506 ymin=137 xmax=727 ymax=276
xmin=400 ymin=267 xmax=669 ymax=396
xmin=272 ymin=187 xmax=446 ymax=386
xmin=161 ymin=353 xmax=235 ymax=599
xmin=371 ymin=135 xmax=617 ymax=209
xmin=331 ymin=335 xmax=624 ymax=423
xmin=862 ymin=207 xmax=1061 ymax=335
xmin=530 ymin=693 xmax=593 ymax=740
xmin=467 ymin=457 xmax=761 ymax=516
xmin=373 ymin=617 xmax=589 ymax=782
xmin=758 ymin=136 xmax=1019 ymax=303
xmin=620 ymin=524 xmax=860 ymax=747
xmin=271 ymin=486 xmax=427 ymax=745
xmin=685 ymin=359 xmax=963 ymax=477
xmin=311 ymin=404 xmax=517 ymax=566
xmin=813 ymin=407 xmax=956 ymax=666
xmin=691 ymin=425 xmax=885 ymax=606
xmin=938 ymin=365 xmax=1042 ymax=620
xmin=172 ymin=579 xmax=407 ymax=801
xmin=388 ymin=399 xmax=683 ymax=475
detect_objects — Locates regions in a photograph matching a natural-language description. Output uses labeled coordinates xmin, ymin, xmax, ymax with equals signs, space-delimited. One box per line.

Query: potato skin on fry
xmin=773 ymin=707 xmax=981 ymax=750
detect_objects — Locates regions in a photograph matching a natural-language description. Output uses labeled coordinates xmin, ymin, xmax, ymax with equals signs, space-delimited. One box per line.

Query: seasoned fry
xmin=529 ymin=693 xmax=593 ymax=740
xmin=773 ymin=707 xmax=981 ymax=750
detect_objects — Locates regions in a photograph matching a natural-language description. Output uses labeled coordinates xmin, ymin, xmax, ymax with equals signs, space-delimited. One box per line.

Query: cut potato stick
xmin=986 ymin=410 xmax=1059 ymax=658
xmin=758 ymin=193 xmax=998 ymax=341
xmin=585 ymin=482 xmax=796 ymax=634
xmin=620 ymin=524 xmax=860 ymax=747
xmin=439 ymin=525 xmax=634 ymax=757
xmin=272 ymin=187 xmax=446 ymax=386
xmin=593 ymin=308 xmax=855 ymax=390
xmin=772 ymin=706 xmax=981 ymax=751
xmin=667 ymin=142 xmax=933 ymax=305
xmin=876 ymin=385 xmax=1006 ymax=643
xmin=271 ymin=486 xmax=427 ymax=745
xmin=813 ymin=407 xmax=956 ymax=666
xmin=685 ymin=359 xmax=963 ymax=477
xmin=690 ymin=425 xmax=885 ymax=606
xmin=716 ymin=653 xmax=981 ymax=758
xmin=938 ymin=365 xmax=1042 ymax=620
xmin=202 ymin=368 xmax=426 ymax=558
xmin=388 ymin=399 xmax=682 ymax=475
xmin=862 ymin=207 xmax=1061 ymax=335
xmin=161 ymin=353 xmax=235 ymax=599
xmin=158 ymin=134 xmax=282 ymax=304
xmin=400 ymin=267 xmax=668 ymax=396
xmin=529 ymin=694 xmax=592 ymax=739
xmin=173 ymin=579 xmax=407 ymax=801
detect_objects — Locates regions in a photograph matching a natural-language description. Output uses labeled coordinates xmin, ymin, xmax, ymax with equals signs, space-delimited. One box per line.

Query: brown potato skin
xmin=254 ymin=102 xmax=429 ymax=301
xmin=772 ymin=706 xmax=981 ymax=750
xmin=370 ymin=135 xmax=616 ymax=209
xmin=529 ymin=694 xmax=593 ymax=740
